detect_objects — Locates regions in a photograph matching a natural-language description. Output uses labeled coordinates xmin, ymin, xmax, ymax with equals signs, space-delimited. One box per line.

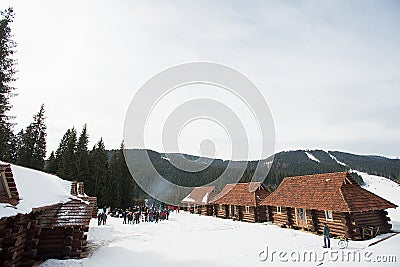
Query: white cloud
xmin=3 ymin=0 xmax=400 ymax=158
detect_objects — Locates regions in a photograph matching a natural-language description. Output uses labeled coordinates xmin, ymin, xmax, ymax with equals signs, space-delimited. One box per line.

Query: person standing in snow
xmin=98 ymin=213 xmax=103 ymax=226
xmin=102 ymin=213 xmax=107 ymax=225
xmin=323 ymin=222 xmax=330 ymax=248
xmin=123 ymin=210 xmax=127 ymax=224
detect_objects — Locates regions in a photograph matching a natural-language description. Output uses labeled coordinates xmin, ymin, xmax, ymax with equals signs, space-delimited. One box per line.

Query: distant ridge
xmin=107 ymin=149 xmax=400 ymax=193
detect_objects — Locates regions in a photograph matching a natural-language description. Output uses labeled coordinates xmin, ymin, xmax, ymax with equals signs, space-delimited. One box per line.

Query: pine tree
xmin=108 ymin=141 xmax=136 ymax=208
xmin=118 ymin=142 xmax=135 ymax=208
xmin=109 ymin=152 xmax=122 ymax=208
xmin=89 ymin=138 xmax=109 ymax=206
xmin=45 ymin=151 xmax=57 ymax=174
xmin=76 ymin=124 xmax=90 ymax=184
xmin=0 ymin=7 xmax=17 ymax=162
xmin=16 ymin=104 xmax=47 ymax=170
xmin=56 ymin=128 xmax=77 ymax=180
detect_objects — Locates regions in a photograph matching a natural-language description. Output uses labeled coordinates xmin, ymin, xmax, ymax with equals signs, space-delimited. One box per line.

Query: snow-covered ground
xmin=39 ymin=172 xmax=400 ymax=267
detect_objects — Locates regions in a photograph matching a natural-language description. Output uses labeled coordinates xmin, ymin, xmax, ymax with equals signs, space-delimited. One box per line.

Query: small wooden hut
xmin=34 ymin=199 xmax=92 ymax=260
xmin=261 ymin=172 xmax=397 ymax=240
xmin=211 ymin=182 xmax=270 ymax=222
xmin=181 ymin=186 xmax=219 ymax=216
xmin=71 ymin=181 xmax=98 ymax=218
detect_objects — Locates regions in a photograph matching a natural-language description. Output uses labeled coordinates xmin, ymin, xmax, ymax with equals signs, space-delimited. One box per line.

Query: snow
xmin=0 ymin=162 xmax=74 ymax=218
xmin=305 ymin=151 xmax=320 ymax=162
xmin=202 ymin=192 xmax=209 ymax=203
xmin=182 ymin=195 xmax=195 ymax=202
xmin=38 ymin=171 xmax=400 ymax=267
xmin=161 ymin=156 xmax=171 ymax=162
xmin=328 ymin=153 xmax=347 ymax=166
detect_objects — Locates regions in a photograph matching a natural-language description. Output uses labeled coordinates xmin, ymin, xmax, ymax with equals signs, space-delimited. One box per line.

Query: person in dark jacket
xmin=323 ymin=222 xmax=330 ymax=248
xmin=102 ymin=212 xmax=107 ymax=225
xmin=97 ymin=213 xmax=103 ymax=226
xmin=123 ymin=210 xmax=127 ymax=224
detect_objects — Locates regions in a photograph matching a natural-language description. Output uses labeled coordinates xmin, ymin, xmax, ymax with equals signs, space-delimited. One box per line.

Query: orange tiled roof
xmin=211 ymin=182 xmax=270 ymax=206
xmin=181 ymin=186 xmax=219 ymax=205
xmin=260 ymin=172 xmax=397 ymax=212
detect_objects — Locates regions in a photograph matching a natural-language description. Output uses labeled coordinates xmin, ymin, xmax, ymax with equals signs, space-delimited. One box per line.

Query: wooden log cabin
xmin=0 ymin=162 xmax=96 ymax=266
xmin=211 ymin=182 xmax=270 ymax=223
xmin=181 ymin=186 xmax=219 ymax=216
xmin=71 ymin=181 xmax=98 ymax=218
xmin=261 ymin=172 xmax=397 ymax=240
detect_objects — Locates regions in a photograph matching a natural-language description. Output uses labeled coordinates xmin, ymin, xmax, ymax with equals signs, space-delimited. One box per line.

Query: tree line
xmin=0 ymin=7 xmax=136 ymax=208
xmin=45 ymin=125 xmax=136 ymax=208
xmin=0 ymin=8 xmax=47 ymax=170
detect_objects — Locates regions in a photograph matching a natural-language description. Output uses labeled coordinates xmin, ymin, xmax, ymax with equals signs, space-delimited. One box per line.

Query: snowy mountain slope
xmin=0 ymin=162 xmax=75 ymax=218
xmin=357 ymin=170 xmax=400 ymax=229
xmin=305 ymin=151 xmax=320 ymax=162
xmin=328 ymin=152 xmax=347 ymax=166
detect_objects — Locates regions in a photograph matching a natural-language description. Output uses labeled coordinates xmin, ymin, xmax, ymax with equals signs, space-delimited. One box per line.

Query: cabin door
xmin=296 ymin=208 xmax=307 ymax=227
xmin=230 ymin=205 xmax=235 ymax=217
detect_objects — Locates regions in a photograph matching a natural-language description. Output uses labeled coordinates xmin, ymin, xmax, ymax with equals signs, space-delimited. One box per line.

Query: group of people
xmin=112 ymin=205 xmax=181 ymax=225
xmin=97 ymin=206 xmax=108 ymax=226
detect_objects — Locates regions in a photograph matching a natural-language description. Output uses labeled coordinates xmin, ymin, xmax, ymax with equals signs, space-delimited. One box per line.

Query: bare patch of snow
xmin=305 ymin=151 xmax=320 ymax=162
xmin=328 ymin=153 xmax=347 ymax=166
xmin=182 ymin=195 xmax=195 ymax=202
xmin=161 ymin=156 xmax=170 ymax=162
xmin=202 ymin=192 xmax=209 ymax=203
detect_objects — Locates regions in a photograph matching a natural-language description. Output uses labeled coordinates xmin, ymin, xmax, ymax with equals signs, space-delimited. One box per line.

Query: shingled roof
xmin=35 ymin=199 xmax=93 ymax=228
xmin=181 ymin=186 xmax=219 ymax=205
xmin=261 ymin=172 xmax=397 ymax=212
xmin=211 ymin=182 xmax=270 ymax=206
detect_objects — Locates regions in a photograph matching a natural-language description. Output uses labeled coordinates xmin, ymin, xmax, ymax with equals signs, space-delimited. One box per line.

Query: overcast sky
xmin=2 ymin=0 xmax=400 ymax=159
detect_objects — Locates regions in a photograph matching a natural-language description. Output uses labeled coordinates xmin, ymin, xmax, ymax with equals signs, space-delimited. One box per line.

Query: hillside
xmin=108 ymin=149 xmax=400 ymax=199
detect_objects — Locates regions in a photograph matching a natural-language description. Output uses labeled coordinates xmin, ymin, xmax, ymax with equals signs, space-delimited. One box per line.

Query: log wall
xmin=201 ymin=205 xmax=214 ymax=216
xmin=346 ymin=210 xmax=392 ymax=240
xmin=36 ymin=226 xmax=88 ymax=260
xmin=267 ymin=206 xmax=393 ymax=240
xmin=214 ymin=204 xmax=228 ymax=218
xmin=0 ymin=213 xmax=41 ymax=267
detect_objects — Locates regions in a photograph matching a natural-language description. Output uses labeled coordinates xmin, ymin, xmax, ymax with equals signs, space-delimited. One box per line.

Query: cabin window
xmin=325 ymin=210 xmax=333 ymax=221
xmin=245 ymin=206 xmax=250 ymax=213
xmin=219 ymin=204 xmax=223 ymax=210
xmin=276 ymin=206 xmax=282 ymax=214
